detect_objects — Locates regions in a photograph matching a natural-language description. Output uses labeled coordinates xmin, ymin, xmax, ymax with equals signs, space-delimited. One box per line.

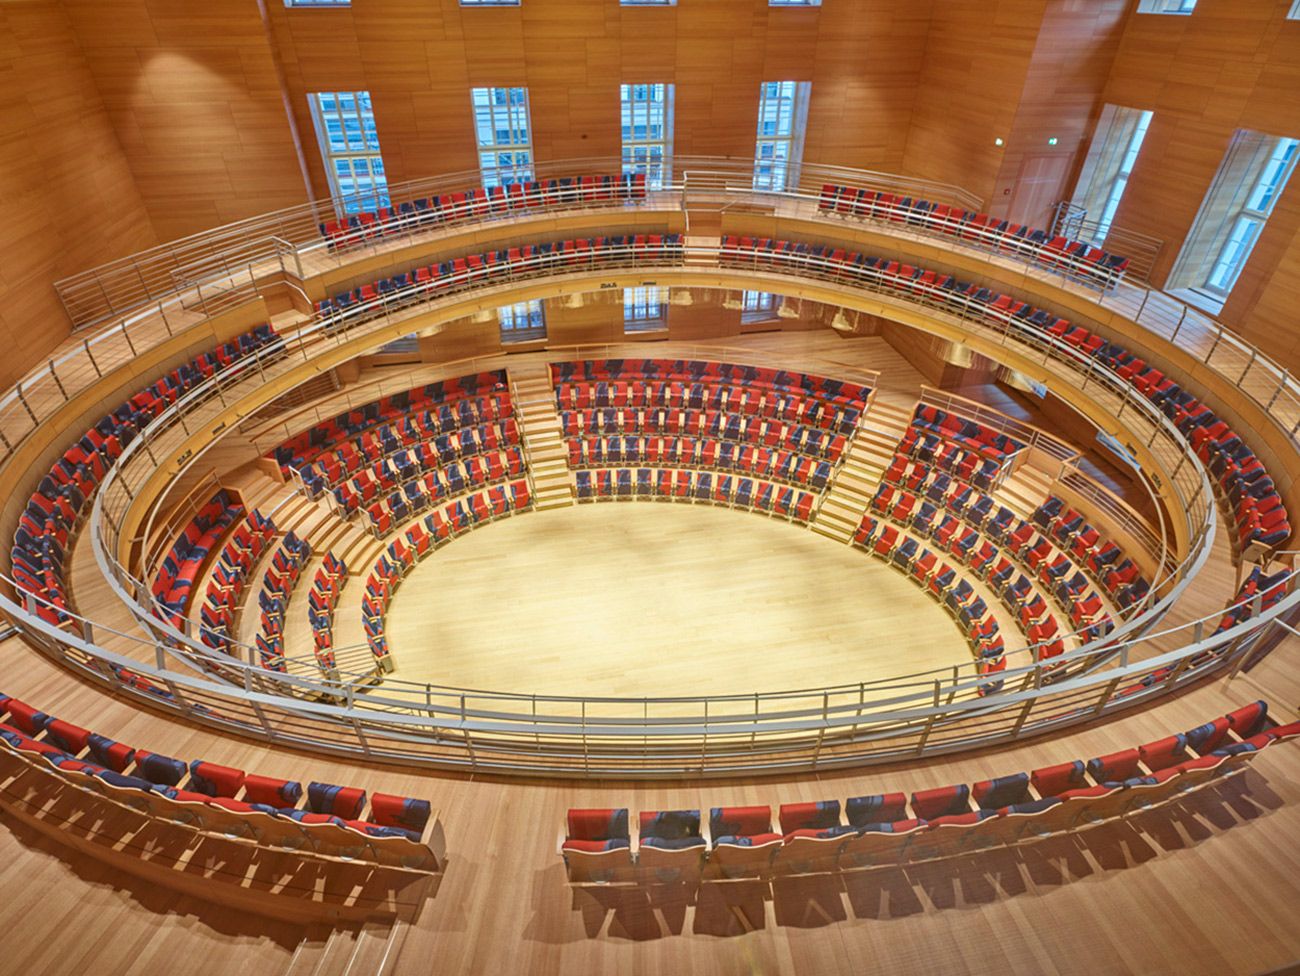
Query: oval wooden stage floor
xmin=380 ymin=502 xmax=971 ymax=696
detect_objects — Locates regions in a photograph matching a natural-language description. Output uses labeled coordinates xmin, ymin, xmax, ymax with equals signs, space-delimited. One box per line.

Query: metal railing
xmin=75 ymin=240 xmax=1217 ymax=708
xmin=2 ymin=157 xmax=1296 ymax=481
xmin=3 ymin=559 xmax=1291 ymax=777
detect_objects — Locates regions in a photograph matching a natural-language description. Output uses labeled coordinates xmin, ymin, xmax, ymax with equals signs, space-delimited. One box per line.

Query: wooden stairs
xmin=811 ymin=400 xmax=914 ymax=544
xmin=509 ymin=363 xmax=574 ymax=511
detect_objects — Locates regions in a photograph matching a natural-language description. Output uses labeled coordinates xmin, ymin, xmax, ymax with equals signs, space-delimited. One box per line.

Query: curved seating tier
xmin=319 ymin=172 xmax=647 ymax=251
xmin=718 ymin=235 xmax=1290 ymax=558
xmin=10 ymin=326 xmax=281 ymax=629
xmin=256 ymin=532 xmax=313 ymax=672
xmin=307 ymin=552 xmax=348 ymax=672
xmin=816 ymin=183 xmax=1130 ymax=290
xmin=0 ymin=694 xmax=443 ymax=871
xmin=312 ymin=233 xmax=685 ymax=321
xmin=198 ymin=509 xmax=277 ymax=651
xmin=561 ymin=700 xmax=1295 ymax=883
xmin=575 ymin=468 xmax=817 ymax=523
xmin=150 ymin=490 xmax=245 ymax=628
xmin=361 ymin=480 xmax=534 ymax=664
xmin=272 ymin=371 xmax=510 ymax=480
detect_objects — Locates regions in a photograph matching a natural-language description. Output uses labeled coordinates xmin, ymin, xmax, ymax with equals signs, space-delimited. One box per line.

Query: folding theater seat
xmin=562 ymin=808 xmax=633 ymax=883
xmin=772 ymin=801 xmax=855 ymax=874
xmin=909 ymin=784 xmax=971 ymax=821
xmin=638 ymin=810 xmax=707 ymax=883
xmin=709 ymin=806 xmax=783 ymax=878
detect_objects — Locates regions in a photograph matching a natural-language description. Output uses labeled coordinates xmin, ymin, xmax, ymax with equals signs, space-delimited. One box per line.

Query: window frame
xmin=1204 ymin=137 xmax=1299 ymax=297
xmin=1135 ymin=0 xmax=1197 ymax=14
xmin=753 ymin=80 xmax=811 ymax=192
xmin=470 ymin=86 xmax=535 ymax=188
xmin=740 ymin=290 xmax=779 ymax=324
xmin=498 ymin=300 xmax=547 ymax=344
xmin=623 ymin=287 xmax=668 ymax=334
xmin=620 ymin=83 xmax=675 ymax=190
xmin=306 ymin=90 xmax=391 ymax=216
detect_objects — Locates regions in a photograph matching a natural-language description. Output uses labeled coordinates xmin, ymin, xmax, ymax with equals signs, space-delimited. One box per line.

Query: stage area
xmin=380 ymin=502 xmax=974 ymax=697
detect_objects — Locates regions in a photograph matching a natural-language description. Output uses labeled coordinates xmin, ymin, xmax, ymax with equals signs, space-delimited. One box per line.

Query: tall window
xmin=741 ymin=290 xmax=778 ymax=323
xmin=621 ymin=0 xmax=674 ymax=4
xmin=769 ymin=0 xmax=821 ymax=5
xmin=1070 ymin=104 xmax=1154 ymax=245
xmin=461 ymin=0 xmax=520 ymax=5
xmin=1289 ymin=0 xmax=1300 ymax=19
xmin=307 ymin=91 xmax=390 ymax=214
xmin=1136 ymin=0 xmax=1196 ymax=12
xmin=499 ymin=300 xmax=546 ymax=343
xmin=753 ymin=81 xmax=810 ymax=192
xmin=285 ymin=0 xmax=349 ymax=6
xmin=471 ymin=87 xmax=534 ymax=187
xmin=1170 ymin=131 xmax=1300 ymax=299
xmin=623 ymin=287 xmax=667 ymax=333
xmin=621 ymin=84 xmax=674 ymax=189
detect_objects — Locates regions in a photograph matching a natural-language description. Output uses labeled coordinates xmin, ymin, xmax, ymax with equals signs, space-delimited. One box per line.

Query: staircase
xmin=509 ymin=363 xmax=574 ymax=511
xmin=811 ymin=400 xmax=913 ymax=543
xmin=282 ymin=920 xmax=408 ymax=976
xmin=997 ymin=463 xmax=1056 ymax=520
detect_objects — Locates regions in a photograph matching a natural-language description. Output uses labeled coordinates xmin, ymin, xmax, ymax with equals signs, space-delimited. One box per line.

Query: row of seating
xmin=911 ymin=404 xmax=1026 ymax=464
xmin=558 ymin=408 xmax=848 ymax=462
xmin=871 ymin=483 xmax=1145 ymax=613
xmin=855 ymin=520 xmax=1010 ymax=684
xmin=567 ymin=437 xmax=834 ymax=491
xmin=361 ymin=448 xmax=527 ymax=536
xmin=815 ymin=183 xmax=1130 ymax=290
xmin=308 ymin=552 xmax=348 ymax=672
xmin=12 ymin=325 xmax=281 ymax=629
xmin=717 ymin=234 xmax=1290 ymax=556
xmin=149 ymin=490 xmax=245 ymax=628
xmin=319 ymin=172 xmax=648 ymax=251
xmin=292 ymin=393 xmax=515 ymax=498
xmin=0 ymin=694 xmax=442 ymax=870
xmin=198 ymin=509 xmax=278 ymax=652
xmin=270 ymin=371 xmax=509 ymax=477
xmin=313 ymin=234 xmax=685 ymax=321
xmin=255 ymin=533 xmax=313 ymax=673
xmin=550 ymin=359 xmax=872 ymax=414
xmin=1030 ymin=495 xmax=1145 ymax=596
xmin=896 ymin=428 xmax=1003 ymax=491
xmin=575 ymin=468 xmax=817 ymax=524
xmin=553 ymin=381 xmax=861 ymax=435
xmin=361 ymin=481 xmax=534 ymax=663
xmin=561 ymin=701 xmax=1293 ymax=882
xmin=326 ymin=428 xmax=522 ymax=514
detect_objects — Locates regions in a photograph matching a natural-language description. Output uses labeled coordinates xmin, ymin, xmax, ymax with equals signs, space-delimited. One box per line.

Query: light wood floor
xmin=381 ymin=502 xmax=977 ymax=695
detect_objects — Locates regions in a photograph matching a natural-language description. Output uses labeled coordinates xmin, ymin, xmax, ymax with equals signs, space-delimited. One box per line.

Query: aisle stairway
xmin=811 ymin=400 xmax=914 ymax=544
xmin=509 ymin=364 xmax=574 ymax=511
xmin=998 ymin=463 xmax=1057 ymax=520
xmin=283 ymin=920 xmax=409 ymax=976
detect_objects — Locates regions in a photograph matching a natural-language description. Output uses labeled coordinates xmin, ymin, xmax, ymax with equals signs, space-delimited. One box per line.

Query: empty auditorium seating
xmin=575 ymin=467 xmax=817 ymax=524
xmin=11 ymin=326 xmax=282 ymax=632
xmin=0 ymin=694 xmax=444 ymax=870
xmin=815 ymin=184 xmax=1130 ymax=290
xmin=150 ymin=490 xmax=245 ymax=628
xmin=318 ymin=172 xmax=648 ymax=251
xmin=718 ymin=234 xmax=1290 ymax=557
xmin=360 ymin=480 xmax=534 ymax=664
xmin=562 ymin=700 xmax=1296 ymax=881
xmin=313 ymin=234 xmax=685 ymax=325
xmin=307 ymin=551 xmax=348 ymax=672
xmin=255 ymin=532 xmax=313 ymax=672
xmin=198 ymin=509 xmax=278 ymax=652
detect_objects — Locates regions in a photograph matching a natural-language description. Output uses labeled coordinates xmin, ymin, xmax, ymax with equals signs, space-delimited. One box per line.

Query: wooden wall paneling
xmin=0 ymin=2 xmax=156 ymax=390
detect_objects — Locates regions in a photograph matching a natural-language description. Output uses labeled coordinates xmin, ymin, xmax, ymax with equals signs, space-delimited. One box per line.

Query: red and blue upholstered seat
xmin=1030 ymin=759 xmax=1086 ymax=797
xmin=972 ymin=772 xmax=1030 ymax=810
xmin=239 ymin=773 xmax=304 ymax=807
xmin=910 ymin=784 xmax=971 ymax=820
xmin=1086 ymin=748 xmax=1142 ymax=784
xmin=134 ymin=750 xmax=188 ymax=786
xmin=778 ymin=800 xmax=842 ymax=834
xmin=1137 ymin=734 xmax=1189 ymax=772
xmin=188 ymin=760 xmax=247 ymax=798
xmin=369 ymin=793 xmax=433 ymax=839
xmin=307 ymin=780 xmax=368 ymax=820
xmin=844 ymin=792 xmax=908 ymax=829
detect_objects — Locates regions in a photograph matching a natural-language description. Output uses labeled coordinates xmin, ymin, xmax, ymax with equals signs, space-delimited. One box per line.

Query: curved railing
xmin=3 ymin=158 xmax=1297 ymax=481
xmin=79 ymin=240 xmax=1218 ymax=701
xmin=3 ymin=559 xmax=1290 ymax=777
